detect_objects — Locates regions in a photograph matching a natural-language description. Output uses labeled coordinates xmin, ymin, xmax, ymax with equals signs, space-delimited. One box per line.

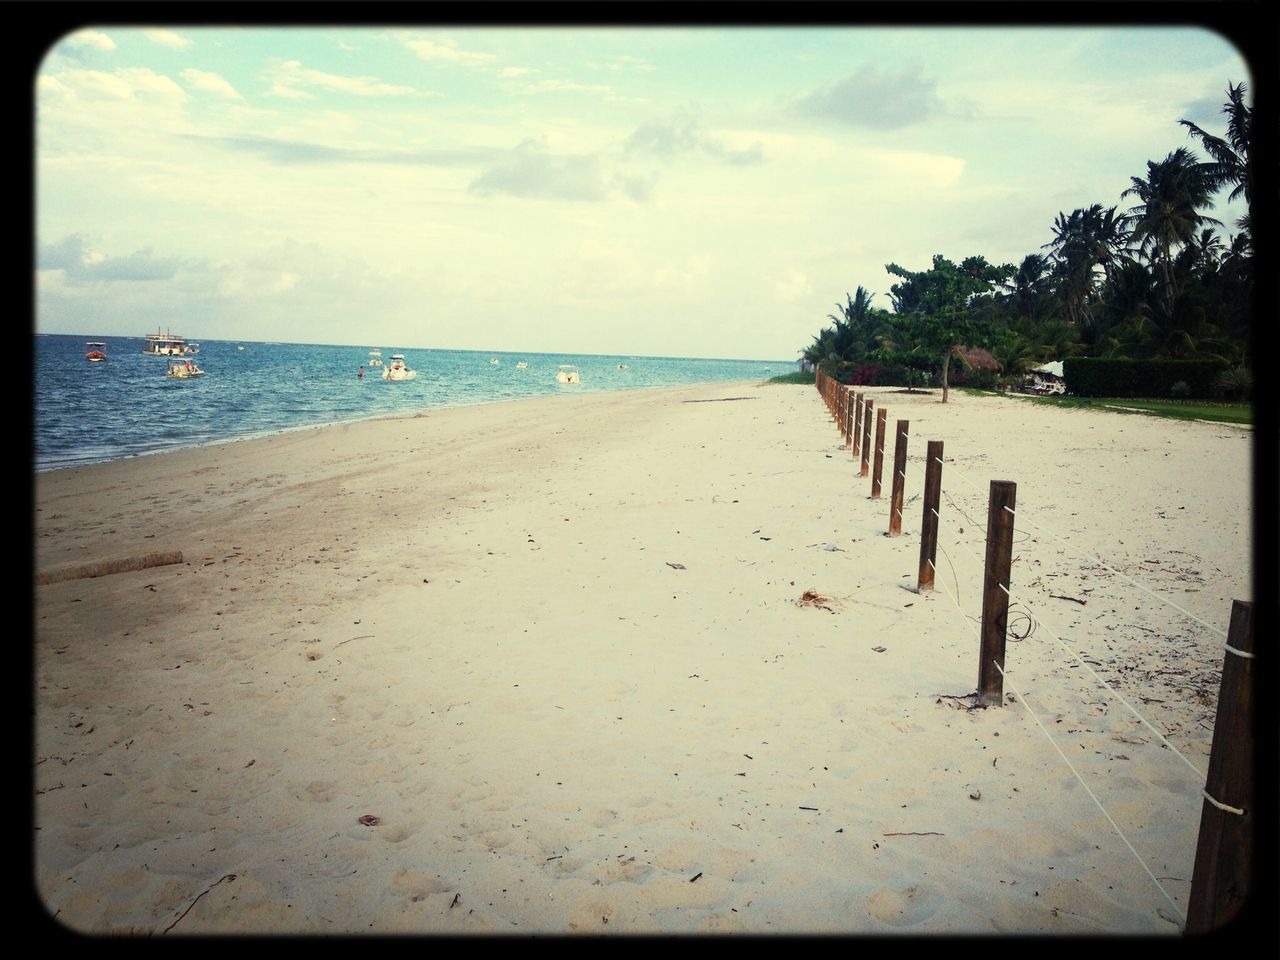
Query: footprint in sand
xmin=865 ymin=883 xmax=942 ymax=926
xmin=391 ymin=867 xmax=453 ymax=903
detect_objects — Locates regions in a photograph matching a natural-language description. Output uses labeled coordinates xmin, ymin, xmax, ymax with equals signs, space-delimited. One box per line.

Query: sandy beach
xmin=32 ymin=381 xmax=1254 ymax=936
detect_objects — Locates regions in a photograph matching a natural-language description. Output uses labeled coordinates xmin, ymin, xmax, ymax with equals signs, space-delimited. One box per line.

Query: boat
xmin=515 ymin=361 xmax=528 ymax=369
xmin=382 ymin=354 xmax=416 ymax=381
xmin=490 ymin=358 xmax=500 ymax=365
xmin=617 ymin=363 xmax=628 ymax=369
xmin=85 ymin=341 xmax=107 ymax=362
xmin=556 ymin=365 xmax=581 ymax=384
xmin=143 ymin=329 xmax=197 ymax=356
xmin=166 ymin=357 xmax=205 ymax=378
xmin=368 ymin=350 xmax=383 ymax=368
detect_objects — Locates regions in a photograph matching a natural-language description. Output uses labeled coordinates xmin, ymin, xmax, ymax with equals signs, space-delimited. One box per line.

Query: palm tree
xmin=1042 ymin=205 xmax=1130 ymax=332
xmin=1179 ymin=81 xmax=1252 ymax=233
xmin=1121 ymin=147 xmax=1221 ymax=315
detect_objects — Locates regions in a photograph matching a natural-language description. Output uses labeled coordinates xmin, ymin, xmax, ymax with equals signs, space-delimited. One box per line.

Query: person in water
xmin=358 ymin=366 xmax=364 ymax=379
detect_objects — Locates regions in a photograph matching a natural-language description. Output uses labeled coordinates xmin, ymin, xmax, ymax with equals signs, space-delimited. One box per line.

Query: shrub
xmin=1213 ymin=366 xmax=1253 ymax=401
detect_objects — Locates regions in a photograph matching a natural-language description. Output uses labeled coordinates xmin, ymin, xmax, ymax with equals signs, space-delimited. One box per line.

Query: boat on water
xmin=490 ymin=358 xmax=500 ymax=365
xmin=85 ymin=341 xmax=107 ymax=362
xmin=166 ymin=357 xmax=205 ymax=379
xmin=143 ymin=330 xmax=198 ymax=356
xmin=556 ymin=365 xmax=581 ymax=384
xmin=368 ymin=350 xmax=383 ymax=368
xmin=383 ymin=354 xmax=416 ymax=381
xmin=515 ymin=361 xmax=528 ymax=369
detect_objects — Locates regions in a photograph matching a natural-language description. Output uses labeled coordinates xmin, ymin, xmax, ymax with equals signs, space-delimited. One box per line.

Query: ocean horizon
xmin=34 ymin=334 xmax=791 ymax=473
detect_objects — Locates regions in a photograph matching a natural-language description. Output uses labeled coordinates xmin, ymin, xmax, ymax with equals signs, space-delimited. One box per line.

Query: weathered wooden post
xmin=977 ymin=480 xmax=1016 ymax=707
xmin=860 ymin=399 xmax=874 ymax=477
xmin=839 ymin=386 xmax=849 ymax=448
xmin=852 ymin=393 xmax=864 ymax=458
xmin=889 ymin=420 xmax=909 ymax=535
xmin=871 ymin=408 xmax=888 ymax=498
xmin=917 ymin=441 xmax=943 ymax=590
xmin=1186 ymin=600 xmax=1255 ymax=934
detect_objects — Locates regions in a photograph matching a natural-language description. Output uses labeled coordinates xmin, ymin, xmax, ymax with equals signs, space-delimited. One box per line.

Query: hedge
xmin=1062 ymin=358 xmax=1228 ymax=398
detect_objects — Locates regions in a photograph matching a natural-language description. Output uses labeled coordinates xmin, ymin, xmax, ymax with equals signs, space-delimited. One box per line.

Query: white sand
xmin=33 ymin=382 xmax=1253 ymax=935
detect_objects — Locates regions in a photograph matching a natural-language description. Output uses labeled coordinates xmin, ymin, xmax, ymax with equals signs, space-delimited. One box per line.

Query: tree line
xmin=800 ymin=82 xmax=1254 ymax=403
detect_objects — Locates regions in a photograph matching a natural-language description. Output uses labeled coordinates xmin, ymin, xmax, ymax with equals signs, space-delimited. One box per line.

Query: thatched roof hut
xmin=952 ymin=345 xmax=1002 ymax=372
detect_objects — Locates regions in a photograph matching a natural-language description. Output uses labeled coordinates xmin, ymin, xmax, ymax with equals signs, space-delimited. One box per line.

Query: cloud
xmin=469 ymin=139 xmax=613 ymax=202
xmin=266 ymin=60 xmax=416 ymax=98
xmin=774 ymin=267 xmax=811 ymax=303
xmin=187 ymin=133 xmax=486 ymax=167
xmin=795 ymin=65 xmax=944 ymax=130
xmin=181 ymin=68 xmax=242 ymax=100
xmin=63 ymin=29 xmax=116 ymax=53
xmin=39 ymin=234 xmax=180 ymax=284
xmin=499 ymin=66 xmax=537 ymax=78
xmin=403 ymin=38 xmax=496 ymax=67
xmin=144 ymin=29 xmax=193 ymax=51
xmin=625 ymin=115 xmax=764 ymax=165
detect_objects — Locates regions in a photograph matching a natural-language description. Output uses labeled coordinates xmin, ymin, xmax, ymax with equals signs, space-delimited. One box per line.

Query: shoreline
xmin=33 ymin=382 xmax=1253 ymax=935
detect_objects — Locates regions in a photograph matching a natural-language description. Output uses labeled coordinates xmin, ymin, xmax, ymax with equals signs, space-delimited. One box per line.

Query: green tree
xmin=884 ymin=254 xmax=1015 ymax=402
xmin=1179 ymin=81 xmax=1253 ymax=235
xmin=1122 ymin=147 xmax=1221 ymax=317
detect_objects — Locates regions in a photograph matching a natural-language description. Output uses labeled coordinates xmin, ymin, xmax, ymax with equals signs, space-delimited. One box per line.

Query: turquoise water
xmin=34 ymin=335 xmax=788 ymax=472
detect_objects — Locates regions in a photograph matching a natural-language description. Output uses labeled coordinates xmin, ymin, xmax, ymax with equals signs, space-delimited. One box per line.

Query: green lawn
xmin=765 ymin=371 xmax=816 ymax=385
xmin=1012 ymin=392 xmax=1252 ymax=425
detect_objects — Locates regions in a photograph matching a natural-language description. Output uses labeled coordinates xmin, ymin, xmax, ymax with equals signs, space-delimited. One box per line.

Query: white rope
xmin=1200 ymin=789 xmax=1245 ymax=816
xmin=1002 ymin=585 xmax=1209 ymax=783
xmin=1223 ymin=644 xmax=1254 ymax=659
xmin=996 ymin=662 xmax=1188 ymax=929
xmin=1013 ymin=510 xmax=1228 ymax=640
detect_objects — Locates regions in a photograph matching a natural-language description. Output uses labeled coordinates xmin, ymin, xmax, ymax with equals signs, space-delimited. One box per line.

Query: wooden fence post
xmin=871 ymin=408 xmax=888 ymax=498
xmin=889 ymin=420 xmax=909 ymax=535
xmin=1186 ymin=599 xmax=1255 ymax=934
xmin=852 ymin=393 xmax=863 ymax=458
xmin=860 ymin=399 xmax=874 ymax=477
xmin=844 ymin=388 xmax=855 ymax=446
xmin=917 ymin=441 xmax=943 ymax=590
xmin=977 ymin=480 xmax=1016 ymax=707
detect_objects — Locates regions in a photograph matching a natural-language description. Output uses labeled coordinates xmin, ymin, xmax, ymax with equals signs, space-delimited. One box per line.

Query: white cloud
xmin=63 ymin=29 xmax=116 ymax=52
xmin=181 ymin=68 xmax=243 ymax=100
xmin=403 ymin=38 xmax=496 ymax=67
xmin=499 ymin=66 xmax=537 ymax=78
xmin=774 ymin=267 xmax=811 ymax=303
xmin=144 ymin=29 xmax=193 ymax=51
xmin=268 ymin=60 xmax=415 ymax=98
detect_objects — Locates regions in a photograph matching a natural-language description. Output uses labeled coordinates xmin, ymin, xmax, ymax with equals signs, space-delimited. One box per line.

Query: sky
xmin=33 ymin=20 xmax=1254 ymax=362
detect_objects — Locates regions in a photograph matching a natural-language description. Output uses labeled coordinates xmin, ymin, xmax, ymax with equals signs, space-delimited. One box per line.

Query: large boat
xmin=166 ymin=357 xmax=205 ymax=379
xmin=382 ymin=354 xmax=416 ymax=381
xmin=85 ymin=341 xmax=107 ymax=362
xmin=556 ymin=365 xmax=581 ymax=384
xmin=143 ymin=329 xmax=197 ymax=356
xmin=368 ymin=350 xmax=383 ymax=368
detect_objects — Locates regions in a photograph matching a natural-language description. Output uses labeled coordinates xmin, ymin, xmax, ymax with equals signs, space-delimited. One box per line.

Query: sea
xmin=34 ymin=334 xmax=790 ymax=473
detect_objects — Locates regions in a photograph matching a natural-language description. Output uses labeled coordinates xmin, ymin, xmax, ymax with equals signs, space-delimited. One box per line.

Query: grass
xmin=765 ymin=371 xmax=815 ymax=385
xmin=979 ymin=390 xmax=1253 ymax=425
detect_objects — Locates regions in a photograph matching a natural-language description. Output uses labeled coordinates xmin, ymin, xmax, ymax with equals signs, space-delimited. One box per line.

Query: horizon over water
xmin=34 ymin=334 xmax=791 ymax=473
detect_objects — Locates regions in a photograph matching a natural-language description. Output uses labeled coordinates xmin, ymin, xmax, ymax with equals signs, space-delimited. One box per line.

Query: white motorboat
xmin=556 ymin=365 xmax=580 ymax=384
xmin=143 ymin=329 xmax=197 ymax=356
xmin=515 ymin=361 xmax=528 ymax=369
xmin=85 ymin=341 xmax=107 ymax=362
xmin=166 ymin=357 xmax=205 ymax=378
xmin=383 ymin=354 xmax=416 ymax=380
xmin=368 ymin=350 xmax=383 ymax=368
